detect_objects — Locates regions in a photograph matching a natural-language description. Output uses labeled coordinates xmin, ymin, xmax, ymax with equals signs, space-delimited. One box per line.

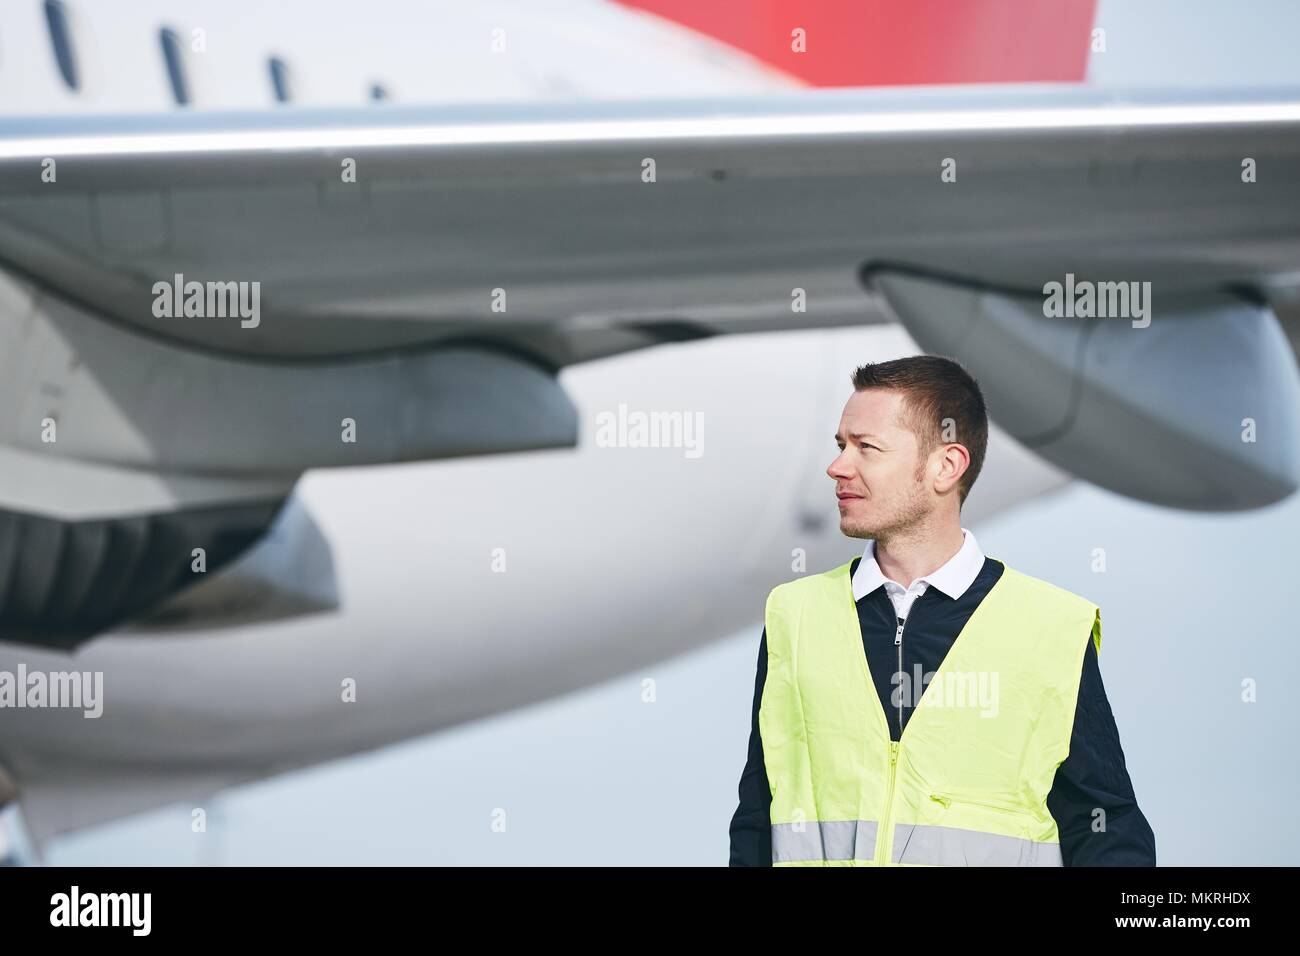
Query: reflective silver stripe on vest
xmin=892 ymin=823 xmax=1063 ymax=866
xmin=771 ymin=820 xmax=879 ymax=862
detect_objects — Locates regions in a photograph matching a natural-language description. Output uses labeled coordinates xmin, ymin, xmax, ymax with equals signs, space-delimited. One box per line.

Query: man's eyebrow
xmin=835 ymin=431 xmax=882 ymax=442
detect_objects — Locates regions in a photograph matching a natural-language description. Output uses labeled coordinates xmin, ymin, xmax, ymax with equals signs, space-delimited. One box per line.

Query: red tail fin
xmin=615 ymin=0 xmax=1097 ymax=87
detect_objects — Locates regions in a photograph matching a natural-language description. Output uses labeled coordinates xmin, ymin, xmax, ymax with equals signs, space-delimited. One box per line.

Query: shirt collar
xmin=851 ymin=527 xmax=986 ymax=603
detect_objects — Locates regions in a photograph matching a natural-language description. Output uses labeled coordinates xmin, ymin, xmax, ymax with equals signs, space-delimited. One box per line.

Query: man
xmin=728 ymin=355 xmax=1155 ymax=866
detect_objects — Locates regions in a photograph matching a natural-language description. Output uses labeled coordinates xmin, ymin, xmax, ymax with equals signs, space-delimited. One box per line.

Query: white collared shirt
xmin=852 ymin=527 xmax=986 ymax=621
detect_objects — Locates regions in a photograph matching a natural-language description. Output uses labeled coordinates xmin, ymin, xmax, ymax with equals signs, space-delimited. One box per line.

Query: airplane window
xmin=44 ymin=0 xmax=79 ymax=91
xmin=269 ymin=56 xmax=292 ymax=103
xmin=370 ymin=83 xmax=389 ymax=102
xmin=159 ymin=27 xmax=189 ymax=106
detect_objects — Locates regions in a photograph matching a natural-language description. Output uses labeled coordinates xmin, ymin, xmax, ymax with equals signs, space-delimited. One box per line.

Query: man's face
xmin=828 ymin=388 xmax=931 ymax=539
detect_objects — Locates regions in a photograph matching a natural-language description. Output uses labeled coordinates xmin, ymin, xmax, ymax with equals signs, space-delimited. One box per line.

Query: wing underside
xmin=2 ymin=85 xmax=1300 ymax=365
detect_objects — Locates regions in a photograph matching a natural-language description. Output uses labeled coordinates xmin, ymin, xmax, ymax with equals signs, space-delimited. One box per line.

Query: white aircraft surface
xmin=1 ymin=0 xmax=1299 ymax=860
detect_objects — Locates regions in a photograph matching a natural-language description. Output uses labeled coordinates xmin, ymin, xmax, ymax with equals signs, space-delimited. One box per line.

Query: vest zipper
xmin=877 ymin=740 xmax=900 ymax=864
xmin=881 ymin=605 xmax=907 ymax=863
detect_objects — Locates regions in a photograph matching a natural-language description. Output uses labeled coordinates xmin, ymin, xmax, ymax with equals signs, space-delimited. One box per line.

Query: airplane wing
xmin=3 ymin=83 xmax=1300 ymax=651
xmin=3 ymin=84 xmax=1300 ymax=364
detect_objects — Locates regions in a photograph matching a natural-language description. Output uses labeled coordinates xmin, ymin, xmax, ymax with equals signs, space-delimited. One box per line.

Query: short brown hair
xmin=850 ymin=355 xmax=988 ymax=506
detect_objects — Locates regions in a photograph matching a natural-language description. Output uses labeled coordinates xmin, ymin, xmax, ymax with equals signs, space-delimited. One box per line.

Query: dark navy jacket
xmin=728 ymin=555 xmax=1156 ymax=866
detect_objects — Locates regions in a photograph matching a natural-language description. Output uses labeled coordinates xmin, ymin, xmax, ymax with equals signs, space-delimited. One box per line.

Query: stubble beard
xmin=840 ymin=477 xmax=930 ymax=543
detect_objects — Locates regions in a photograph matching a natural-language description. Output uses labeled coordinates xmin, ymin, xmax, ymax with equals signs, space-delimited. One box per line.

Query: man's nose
xmin=827 ymin=453 xmax=853 ymax=480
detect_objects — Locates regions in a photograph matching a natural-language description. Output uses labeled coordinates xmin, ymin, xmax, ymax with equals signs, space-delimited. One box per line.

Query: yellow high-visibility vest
xmin=759 ymin=558 xmax=1101 ymax=866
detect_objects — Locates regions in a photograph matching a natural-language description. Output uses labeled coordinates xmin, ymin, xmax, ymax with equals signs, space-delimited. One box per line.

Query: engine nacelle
xmin=867 ymin=267 xmax=1300 ymax=511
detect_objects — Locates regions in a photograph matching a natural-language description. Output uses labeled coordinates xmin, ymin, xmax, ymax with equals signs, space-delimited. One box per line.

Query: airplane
xmin=1 ymin=0 xmax=1299 ymax=863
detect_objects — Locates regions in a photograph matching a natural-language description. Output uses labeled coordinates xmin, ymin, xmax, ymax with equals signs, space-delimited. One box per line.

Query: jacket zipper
xmin=894 ymin=615 xmax=905 ymax=731
xmin=876 ymin=740 xmax=900 ymax=864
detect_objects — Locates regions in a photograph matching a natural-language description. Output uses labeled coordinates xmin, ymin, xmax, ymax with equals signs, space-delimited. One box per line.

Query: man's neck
xmin=873 ymin=521 xmax=965 ymax=589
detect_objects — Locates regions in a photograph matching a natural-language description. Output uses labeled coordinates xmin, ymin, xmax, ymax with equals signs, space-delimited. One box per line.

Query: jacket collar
xmin=852 ymin=527 xmax=985 ymax=603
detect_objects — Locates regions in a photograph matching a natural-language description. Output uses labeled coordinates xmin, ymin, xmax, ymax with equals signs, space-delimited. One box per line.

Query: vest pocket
xmin=929 ymin=790 xmax=1024 ymax=814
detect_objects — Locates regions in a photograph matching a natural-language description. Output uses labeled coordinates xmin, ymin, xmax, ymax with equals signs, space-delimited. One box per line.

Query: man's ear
xmin=938 ymin=444 xmax=971 ymax=494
